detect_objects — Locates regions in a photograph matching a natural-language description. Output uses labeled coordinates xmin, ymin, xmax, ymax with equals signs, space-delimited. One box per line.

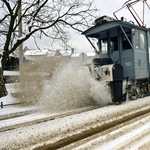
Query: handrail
xmin=0 ymin=102 xmax=26 ymax=109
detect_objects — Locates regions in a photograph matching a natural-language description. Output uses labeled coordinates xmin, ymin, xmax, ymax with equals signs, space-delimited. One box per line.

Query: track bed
xmin=1 ymin=97 xmax=150 ymax=149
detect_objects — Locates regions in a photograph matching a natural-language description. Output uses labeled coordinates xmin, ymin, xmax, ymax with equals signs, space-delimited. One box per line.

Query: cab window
xmin=101 ymin=38 xmax=108 ymax=54
xmin=140 ymin=32 xmax=145 ymax=49
xmin=135 ymin=31 xmax=140 ymax=49
xmin=122 ymin=32 xmax=132 ymax=50
xmin=111 ymin=36 xmax=118 ymax=52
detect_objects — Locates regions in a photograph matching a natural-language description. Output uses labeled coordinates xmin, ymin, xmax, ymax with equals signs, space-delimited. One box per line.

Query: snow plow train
xmin=82 ymin=0 xmax=150 ymax=104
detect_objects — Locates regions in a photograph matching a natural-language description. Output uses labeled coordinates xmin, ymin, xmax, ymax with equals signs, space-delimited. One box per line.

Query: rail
xmin=38 ymin=104 xmax=150 ymax=150
xmin=0 ymin=105 xmax=100 ymax=132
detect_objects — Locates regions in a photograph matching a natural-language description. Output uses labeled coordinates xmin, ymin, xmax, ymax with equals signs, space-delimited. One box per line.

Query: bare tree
xmin=0 ymin=0 xmax=98 ymax=97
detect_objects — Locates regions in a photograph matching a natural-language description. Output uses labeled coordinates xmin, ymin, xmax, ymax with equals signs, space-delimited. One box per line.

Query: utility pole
xmin=18 ymin=0 xmax=24 ymax=88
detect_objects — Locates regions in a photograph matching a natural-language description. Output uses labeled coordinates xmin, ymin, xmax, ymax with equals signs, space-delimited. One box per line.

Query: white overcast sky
xmin=24 ymin=0 xmax=150 ymax=53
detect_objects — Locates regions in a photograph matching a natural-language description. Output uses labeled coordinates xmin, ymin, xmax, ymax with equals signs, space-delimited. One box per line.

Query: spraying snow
xmin=15 ymin=57 xmax=111 ymax=111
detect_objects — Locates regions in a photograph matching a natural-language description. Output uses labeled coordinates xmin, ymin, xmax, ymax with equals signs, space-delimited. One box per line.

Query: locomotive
xmin=82 ymin=1 xmax=150 ymax=104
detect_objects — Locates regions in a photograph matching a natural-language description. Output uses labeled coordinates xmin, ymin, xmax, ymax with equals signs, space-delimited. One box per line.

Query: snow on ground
xmin=0 ymin=84 xmax=37 ymax=119
xmin=1 ymin=83 xmax=19 ymax=103
xmin=93 ymin=114 xmax=150 ymax=150
xmin=1 ymin=84 xmax=150 ymax=149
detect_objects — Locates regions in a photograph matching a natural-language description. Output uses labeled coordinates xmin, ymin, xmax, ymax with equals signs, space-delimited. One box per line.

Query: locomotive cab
xmin=82 ymin=16 xmax=150 ymax=103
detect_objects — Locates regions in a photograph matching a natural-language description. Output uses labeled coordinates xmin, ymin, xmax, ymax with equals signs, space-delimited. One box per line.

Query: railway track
xmin=1 ymin=97 xmax=150 ymax=150
xmin=0 ymin=105 xmax=100 ymax=132
xmin=59 ymin=107 xmax=150 ymax=150
xmin=32 ymin=102 xmax=150 ymax=150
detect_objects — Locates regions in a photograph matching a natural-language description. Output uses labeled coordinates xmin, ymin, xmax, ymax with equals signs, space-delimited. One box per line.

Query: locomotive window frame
xmin=135 ymin=30 xmax=146 ymax=50
xmin=122 ymin=32 xmax=132 ymax=50
xmin=140 ymin=32 xmax=145 ymax=49
xmin=135 ymin=31 xmax=140 ymax=49
xmin=100 ymin=38 xmax=108 ymax=54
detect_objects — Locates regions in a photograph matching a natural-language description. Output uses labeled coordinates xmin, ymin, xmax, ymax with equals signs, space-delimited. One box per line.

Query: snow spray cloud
xmin=16 ymin=56 xmax=111 ymax=109
xmin=40 ymin=62 xmax=92 ymax=111
xmin=16 ymin=56 xmax=68 ymax=105
xmin=39 ymin=59 xmax=112 ymax=112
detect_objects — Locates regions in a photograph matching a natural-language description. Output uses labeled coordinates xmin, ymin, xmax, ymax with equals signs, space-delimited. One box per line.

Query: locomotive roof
xmin=82 ymin=20 xmax=149 ymax=38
